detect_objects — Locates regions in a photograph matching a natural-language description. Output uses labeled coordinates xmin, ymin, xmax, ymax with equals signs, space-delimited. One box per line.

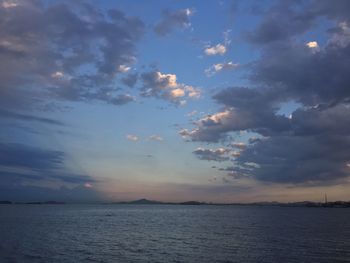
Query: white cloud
xmin=126 ymin=134 xmax=139 ymax=141
xmin=170 ymin=88 xmax=185 ymax=98
xmin=204 ymin=44 xmax=227 ymax=56
xmin=84 ymin=183 xmax=93 ymax=188
xmin=205 ymin=61 xmax=239 ymax=76
xmin=199 ymin=110 xmax=232 ymax=124
xmin=141 ymin=71 xmax=201 ymax=103
xmin=179 ymin=109 xmax=235 ymax=141
xmin=51 ymin=71 xmax=64 ymax=78
xmin=185 ymin=86 xmax=201 ymax=98
xmin=2 ymin=1 xmax=18 ymax=8
xmin=306 ymin=41 xmax=319 ymax=49
xmin=148 ymin=135 xmax=164 ymax=141
xmin=118 ymin=65 xmax=131 ymax=73
xmin=157 ymin=72 xmax=178 ymax=88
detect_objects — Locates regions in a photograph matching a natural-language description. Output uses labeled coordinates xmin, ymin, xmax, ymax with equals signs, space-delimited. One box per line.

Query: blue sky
xmin=1 ymin=0 xmax=350 ymax=202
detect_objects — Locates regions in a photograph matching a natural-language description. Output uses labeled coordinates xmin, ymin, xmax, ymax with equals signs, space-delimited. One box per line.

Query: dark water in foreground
xmin=0 ymin=205 xmax=350 ymax=263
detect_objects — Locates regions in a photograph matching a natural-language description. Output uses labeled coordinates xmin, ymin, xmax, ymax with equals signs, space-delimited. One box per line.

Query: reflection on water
xmin=0 ymin=205 xmax=350 ymax=262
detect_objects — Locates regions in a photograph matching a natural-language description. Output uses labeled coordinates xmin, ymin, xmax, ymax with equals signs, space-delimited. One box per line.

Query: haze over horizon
xmin=1 ymin=0 xmax=350 ymax=203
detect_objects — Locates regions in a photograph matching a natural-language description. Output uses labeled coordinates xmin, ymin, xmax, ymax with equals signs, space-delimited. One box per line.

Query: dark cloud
xmin=291 ymin=104 xmax=350 ymax=136
xmin=251 ymin=42 xmax=350 ymax=106
xmin=80 ymin=86 xmax=135 ymax=106
xmin=0 ymin=183 xmax=102 ymax=202
xmin=154 ymin=8 xmax=193 ymax=36
xmin=110 ymin=94 xmax=135 ymax=105
xmin=122 ymin=73 xmax=138 ymax=88
xmin=183 ymin=0 xmax=350 ymax=185
xmin=229 ymin=135 xmax=350 ymax=184
xmin=193 ymin=148 xmax=230 ymax=162
xmin=180 ymin=87 xmax=290 ymax=142
xmin=0 ymin=142 xmax=95 ymax=187
xmin=0 ymin=0 xmax=144 ymax=110
xmin=0 ymin=143 xmax=64 ymax=170
xmin=0 ymin=170 xmax=93 ymax=186
xmin=246 ymin=0 xmax=350 ymax=45
xmin=246 ymin=1 xmax=314 ymax=44
xmin=0 ymin=109 xmax=65 ymax=126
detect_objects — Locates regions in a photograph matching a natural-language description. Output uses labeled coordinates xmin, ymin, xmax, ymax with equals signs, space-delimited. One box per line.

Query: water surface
xmin=0 ymin=205 xmax=349 ymax=262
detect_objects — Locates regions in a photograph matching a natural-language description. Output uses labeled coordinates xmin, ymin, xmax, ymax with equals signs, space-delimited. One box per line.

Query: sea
xmin=0 ymin=204 xmax=349 ymax=262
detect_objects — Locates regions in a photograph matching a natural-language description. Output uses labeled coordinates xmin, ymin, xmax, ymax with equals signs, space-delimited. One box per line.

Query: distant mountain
xmin=2 ymin=198 xmax=350 ymax=207
xmin=112 ymin=199 xmax=205 ymax=205
xmin=111 ymin=199 xmax=350 ymax=207
xmin=179 ymin=201 xmax=203 ymax=205
xmin=129 ymin=198 xmax=164 ymax=204
xmin=24 ymin=201 xmax=65 ymax=205
xmin=113 ymin=198 xmax=165 ymax=205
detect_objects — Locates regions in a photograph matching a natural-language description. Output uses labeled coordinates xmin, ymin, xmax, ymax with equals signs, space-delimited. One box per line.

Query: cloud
xmin=0 ymin=1 xmax=144 ymax=111
xmin=205 ymin=61 xmax=239 ymax=76
xmin=148 ymin=135 xmax=164 ymax=141
xmin=84 ymin=182 xmax=93 ymax=188
xmin=0 ymin=109 xmax=65 ymax=126
xmin=180 ymin=88 xmax=290 ymax=142
xmin=306 ymin=41 xmax=320 ymax=53
xmin=250 ymin=33 xmax=350 ymax=107
xmin=193 ymin=147 xmax=230 ymax=162
xmin=118 ymin=65 xmax=131 ymax=73
xmin=154 ymin=8 xmax=193 ymax=36
xmin=186 ymin=110 xmax=198 ymax=117
xmin=0 ymin=142 xmax=64 ymax=170
xmin=1 ymin=1 xmax=18 ymax=8
xmin=110 ymin=94 xmax=135 ymax=105
xmin=0 ymin=142 xmax=96 ymax=189
xmin=84 ymin=86 xmax=135 ymax=106
xmin=229 ymin=134 xmax=350 ymax=184
xmin=122 ymin=73 xmax=138 ymax=88
xmin=232 ymin=142 xmax=247 ymax=150
xmin=140 ymin=71 xmax=200 ymax=104
xmin=126 ymin=134 xmax=139 ymax=141
xmin=0 ymin=182 xmax=102 ymax=202
xmin=245 ymin=1 xmax=314 ymax=44
xmin=306 ymin=41 xmax=319 ymax=49
xmin=246 ymin=0 xmax=350 ymax=45
xmin=186 ymin=86 xmax=201 ymax=98
xmin=204 ymin=44 xmax=227 ymax=56
xmin=181 ymin=0 xmax=350 ymax=185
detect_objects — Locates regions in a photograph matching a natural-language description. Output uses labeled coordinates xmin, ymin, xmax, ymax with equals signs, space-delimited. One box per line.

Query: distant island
xmin=113 ymin=198 xmax=203 ymax=205
xmin=1 ymin=199 xmax=350 ymax=208
xmin=110 ymin=198 xmax=350 ymax=208
xmin=0 ymin=201 xmax=65 ymax=205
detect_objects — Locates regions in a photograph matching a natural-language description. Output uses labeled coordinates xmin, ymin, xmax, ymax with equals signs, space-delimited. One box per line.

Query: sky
xmin=1 ymin=0 xmax=350 ymax=203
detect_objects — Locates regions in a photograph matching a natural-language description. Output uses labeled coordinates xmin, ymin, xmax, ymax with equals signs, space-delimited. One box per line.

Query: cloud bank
xmin=183 ymin=0 xmax=350 ymax=185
